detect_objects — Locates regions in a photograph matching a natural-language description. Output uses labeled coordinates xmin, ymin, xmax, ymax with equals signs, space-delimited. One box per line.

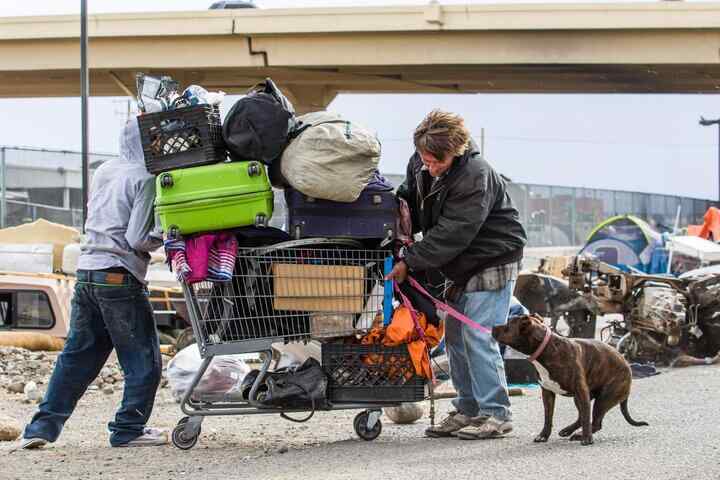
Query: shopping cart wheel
xmin=172 ymin=418 xmax=201 ymax=450
xmin=354 ymin=410 xmax=382 ymax=441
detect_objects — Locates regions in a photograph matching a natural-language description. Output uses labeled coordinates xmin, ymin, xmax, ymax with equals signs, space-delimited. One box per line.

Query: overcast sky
xmin=1 ymin=0 xmax=719 ymax=200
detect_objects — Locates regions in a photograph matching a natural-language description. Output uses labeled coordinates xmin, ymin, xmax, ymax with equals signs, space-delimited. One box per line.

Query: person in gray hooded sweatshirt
xmin=21 ymin=119 xmax=166 ymax=449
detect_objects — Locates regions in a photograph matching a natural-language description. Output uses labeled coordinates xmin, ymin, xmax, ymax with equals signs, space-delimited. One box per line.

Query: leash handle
xmin=406 ymin=276 xmax=492 ymax=335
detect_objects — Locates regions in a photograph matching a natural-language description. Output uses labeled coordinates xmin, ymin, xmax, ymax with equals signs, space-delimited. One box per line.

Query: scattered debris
xmin=536 ymin=255 xmax=572 ymax=279
xmin=23 ymin=381 xmax=41 ymax=403
xmin=565 ymin=256 xmax=720 ymax=364
xmin=6 ymin=378 xmax=25 ymax=394
xmin=514 ymin=272 xmax=596 ymax=338
xmin=0 ymin=414 xmax=21 ymax=441
xmin=0 ymin=346 xmax=170 ymax=396
xmin=384 ymin=403 xmax=424 ymax=424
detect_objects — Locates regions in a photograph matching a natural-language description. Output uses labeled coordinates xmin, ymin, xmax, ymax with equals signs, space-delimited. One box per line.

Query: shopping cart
xmin=172 ymin=238 xmax=426 ymax=449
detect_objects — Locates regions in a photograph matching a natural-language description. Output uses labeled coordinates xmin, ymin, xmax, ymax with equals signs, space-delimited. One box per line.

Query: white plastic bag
xmin=167 ymin=344 xmax=250 ymax=402
xmin=272 ymin=341 xmax=322 ymax=369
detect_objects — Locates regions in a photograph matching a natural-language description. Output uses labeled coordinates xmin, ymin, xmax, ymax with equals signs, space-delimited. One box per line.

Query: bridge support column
xmin=284 ymin=85 xmax=338 ymax=114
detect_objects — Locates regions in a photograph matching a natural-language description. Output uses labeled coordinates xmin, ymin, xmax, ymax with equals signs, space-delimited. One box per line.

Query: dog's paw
xmin=533 ymin=434 xmax=549 ymax=443
xmin=558 ymin=427 xmax=577 ymax=438
xmin=581 ymin=437 xmax=594 ymax=446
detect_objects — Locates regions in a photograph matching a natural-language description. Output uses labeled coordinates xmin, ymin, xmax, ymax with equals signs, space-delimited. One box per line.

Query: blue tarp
xmin=580 ymin=215 xmax=666 ymax=274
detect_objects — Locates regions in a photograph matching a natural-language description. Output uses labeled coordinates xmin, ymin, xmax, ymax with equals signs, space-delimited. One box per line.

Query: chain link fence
xmin=1 ymin=147 xmax=716 ymax=247
xmin=0 ymin=146 xmax=115 ymax=229
xmin=506 ymin=183 xmax=717 ymax=247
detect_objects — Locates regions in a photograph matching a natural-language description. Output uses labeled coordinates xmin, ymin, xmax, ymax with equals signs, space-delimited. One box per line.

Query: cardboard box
xmin=272 ymin=263 xmax=365 ymax=313
xmin=310 ymin=313 xmax=354 ymax=338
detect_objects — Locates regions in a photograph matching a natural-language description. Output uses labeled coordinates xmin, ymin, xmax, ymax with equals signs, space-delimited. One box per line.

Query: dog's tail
xmin=620 ymin=399 xmax=649 ymax=427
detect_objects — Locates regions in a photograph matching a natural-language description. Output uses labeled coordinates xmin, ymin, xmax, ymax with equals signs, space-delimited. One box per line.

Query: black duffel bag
xmin=223 ymin=78 xmax=297 ymax=165
xmin=242 ymin=358 xmax=329 ymax=422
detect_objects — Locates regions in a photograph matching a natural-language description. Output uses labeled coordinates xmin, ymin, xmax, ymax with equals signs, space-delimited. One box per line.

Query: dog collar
xmin=528 ymin=326 xmax=552 ymax=362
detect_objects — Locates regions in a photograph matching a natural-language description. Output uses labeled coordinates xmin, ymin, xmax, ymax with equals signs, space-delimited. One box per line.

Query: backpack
xmin=280 ymin=111 xmax=381 ymax=203
xmin=223 ymin=78 xmax=297 ymax=164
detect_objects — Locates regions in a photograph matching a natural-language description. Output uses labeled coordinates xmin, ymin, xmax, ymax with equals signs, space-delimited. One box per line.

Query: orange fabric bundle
xmin=361 ymin=306 xmax=443 ymax=379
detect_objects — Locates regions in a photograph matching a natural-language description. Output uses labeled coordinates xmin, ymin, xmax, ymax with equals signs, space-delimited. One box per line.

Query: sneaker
xmin=19 ymin=437 xmax=48 ymax=450
xmin=113 ymin=427 xmax=168 ymax=448
xmin=425 ymin=411 xmax=472 ymax=438
xmin=456 ymin=416 xmax=513 ymax=440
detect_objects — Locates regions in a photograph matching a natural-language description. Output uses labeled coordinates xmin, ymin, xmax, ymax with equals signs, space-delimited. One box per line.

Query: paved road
xmin=3 ymin=361 xmax=720 ymax=480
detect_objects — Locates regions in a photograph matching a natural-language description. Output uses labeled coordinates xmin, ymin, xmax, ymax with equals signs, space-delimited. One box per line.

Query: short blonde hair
xmin=413 ymin=109 xmax=470 ymax=159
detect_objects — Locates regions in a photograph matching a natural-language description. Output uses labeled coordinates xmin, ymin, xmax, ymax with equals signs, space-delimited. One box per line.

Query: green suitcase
xmin=155 ymin=161 xmax=274 ymax=236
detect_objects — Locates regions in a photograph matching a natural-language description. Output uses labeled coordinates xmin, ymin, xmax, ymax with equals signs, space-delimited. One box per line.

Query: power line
xmin=378 ymin=134 xmax=716 ymax=150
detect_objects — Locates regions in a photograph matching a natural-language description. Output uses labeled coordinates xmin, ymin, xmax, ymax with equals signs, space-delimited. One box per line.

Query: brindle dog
xmin=493 ymin=315 xmax=648 ymax=446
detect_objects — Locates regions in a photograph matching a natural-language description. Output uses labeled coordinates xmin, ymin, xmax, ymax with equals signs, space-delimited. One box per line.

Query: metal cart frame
xmin=172 ymin=238 xmax=422 ymax=449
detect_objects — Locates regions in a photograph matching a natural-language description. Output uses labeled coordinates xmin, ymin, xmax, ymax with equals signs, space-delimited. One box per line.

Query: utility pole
xmin=0 ymin=147 xmax=5 ymax=229
xmin=699 ymin=116 xmax=720 ymax=204
xmin=80 ymin=0 xmax=89 ymax=232
xmin=480 ymin=127 xmax=485 ymax=159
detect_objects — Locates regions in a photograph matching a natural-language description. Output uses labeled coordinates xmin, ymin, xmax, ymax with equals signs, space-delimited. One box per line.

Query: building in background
xmin=0 ymin=147 xmax=115 ymax=228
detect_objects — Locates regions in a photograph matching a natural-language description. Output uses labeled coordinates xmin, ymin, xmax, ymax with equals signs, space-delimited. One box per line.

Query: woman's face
xmin=418 ymin=149 xmax=454 ymax=178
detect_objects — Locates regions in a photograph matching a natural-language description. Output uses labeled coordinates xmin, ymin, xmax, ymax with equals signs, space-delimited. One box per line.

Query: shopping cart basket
xmin=172 ymin=238 xmax=426 ymax=449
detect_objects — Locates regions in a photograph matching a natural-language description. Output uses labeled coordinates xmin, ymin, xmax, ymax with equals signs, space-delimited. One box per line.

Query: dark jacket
xmin=397 ymin=142 xmax=527 ymax=285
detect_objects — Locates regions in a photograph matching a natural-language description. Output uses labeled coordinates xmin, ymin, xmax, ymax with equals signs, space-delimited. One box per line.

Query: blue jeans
xmin=23 ymin=275 xmax=161 ymax=446
xmin=446 ymin=280 xmax=514 ymax=420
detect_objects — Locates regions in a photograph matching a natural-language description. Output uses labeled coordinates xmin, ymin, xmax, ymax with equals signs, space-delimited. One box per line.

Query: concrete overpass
xmin=3 ymin=2 xmax=720 ymax=111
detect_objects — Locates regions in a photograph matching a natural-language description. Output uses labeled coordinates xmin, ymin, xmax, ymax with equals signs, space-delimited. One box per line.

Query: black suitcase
xmin=285 ymin=187 xmax=397 ymax=241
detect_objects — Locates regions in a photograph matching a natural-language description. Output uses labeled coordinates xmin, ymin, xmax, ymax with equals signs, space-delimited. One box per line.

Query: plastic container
xmin=138 ymin=105 xmax=225 ymax=174
xmin=321 ymin=343 xmax=426 ymax=403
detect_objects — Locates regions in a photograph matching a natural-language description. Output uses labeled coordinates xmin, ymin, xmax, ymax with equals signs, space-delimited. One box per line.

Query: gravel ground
xmin=2 ymin=361 xmax=720 ymax=480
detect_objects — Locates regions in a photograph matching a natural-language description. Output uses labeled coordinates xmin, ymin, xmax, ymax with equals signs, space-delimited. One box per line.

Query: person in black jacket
xmin=389 ymin=109 xmax=527 ymax=440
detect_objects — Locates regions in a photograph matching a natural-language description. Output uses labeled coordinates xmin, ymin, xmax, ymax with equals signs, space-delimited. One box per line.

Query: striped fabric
xmin=164 ymin=232 xmax=238 ymax=284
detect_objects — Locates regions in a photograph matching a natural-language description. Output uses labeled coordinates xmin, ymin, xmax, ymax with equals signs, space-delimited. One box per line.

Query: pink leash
xmin=404 ymin=276 xmax=493 ymax=335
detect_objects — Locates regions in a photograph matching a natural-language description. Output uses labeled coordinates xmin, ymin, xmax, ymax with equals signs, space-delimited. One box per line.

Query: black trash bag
xmin=240 ymin=368 xmax=265 ymax=400
xmin=259 ymin=358 xmax=328 ymax=410
xmin=232 ymin=226 xmax=291 ymax=247
xmin=223 ymin=78 xmax=297 ymax=165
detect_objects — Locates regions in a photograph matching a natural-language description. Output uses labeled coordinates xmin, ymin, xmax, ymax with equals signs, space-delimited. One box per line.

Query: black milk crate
xmin=138 ymin=105 xmax=225 ymax=174
xmin=322 ymin=343 xmax=426 ymax=404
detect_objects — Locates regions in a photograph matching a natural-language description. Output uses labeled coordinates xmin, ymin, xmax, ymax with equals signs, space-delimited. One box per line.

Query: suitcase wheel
xmin=247 ymin=162 xmax=261 ymax=177
xmin=160 ymin=173 xmax=174 ymax=188
xmin=294 ymin=225 xmax=302 ymax=240
xmin=255 ymin=214 xmax=268 ymax=227
xmin=168 ymin=225 xmax=180 ymax=239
